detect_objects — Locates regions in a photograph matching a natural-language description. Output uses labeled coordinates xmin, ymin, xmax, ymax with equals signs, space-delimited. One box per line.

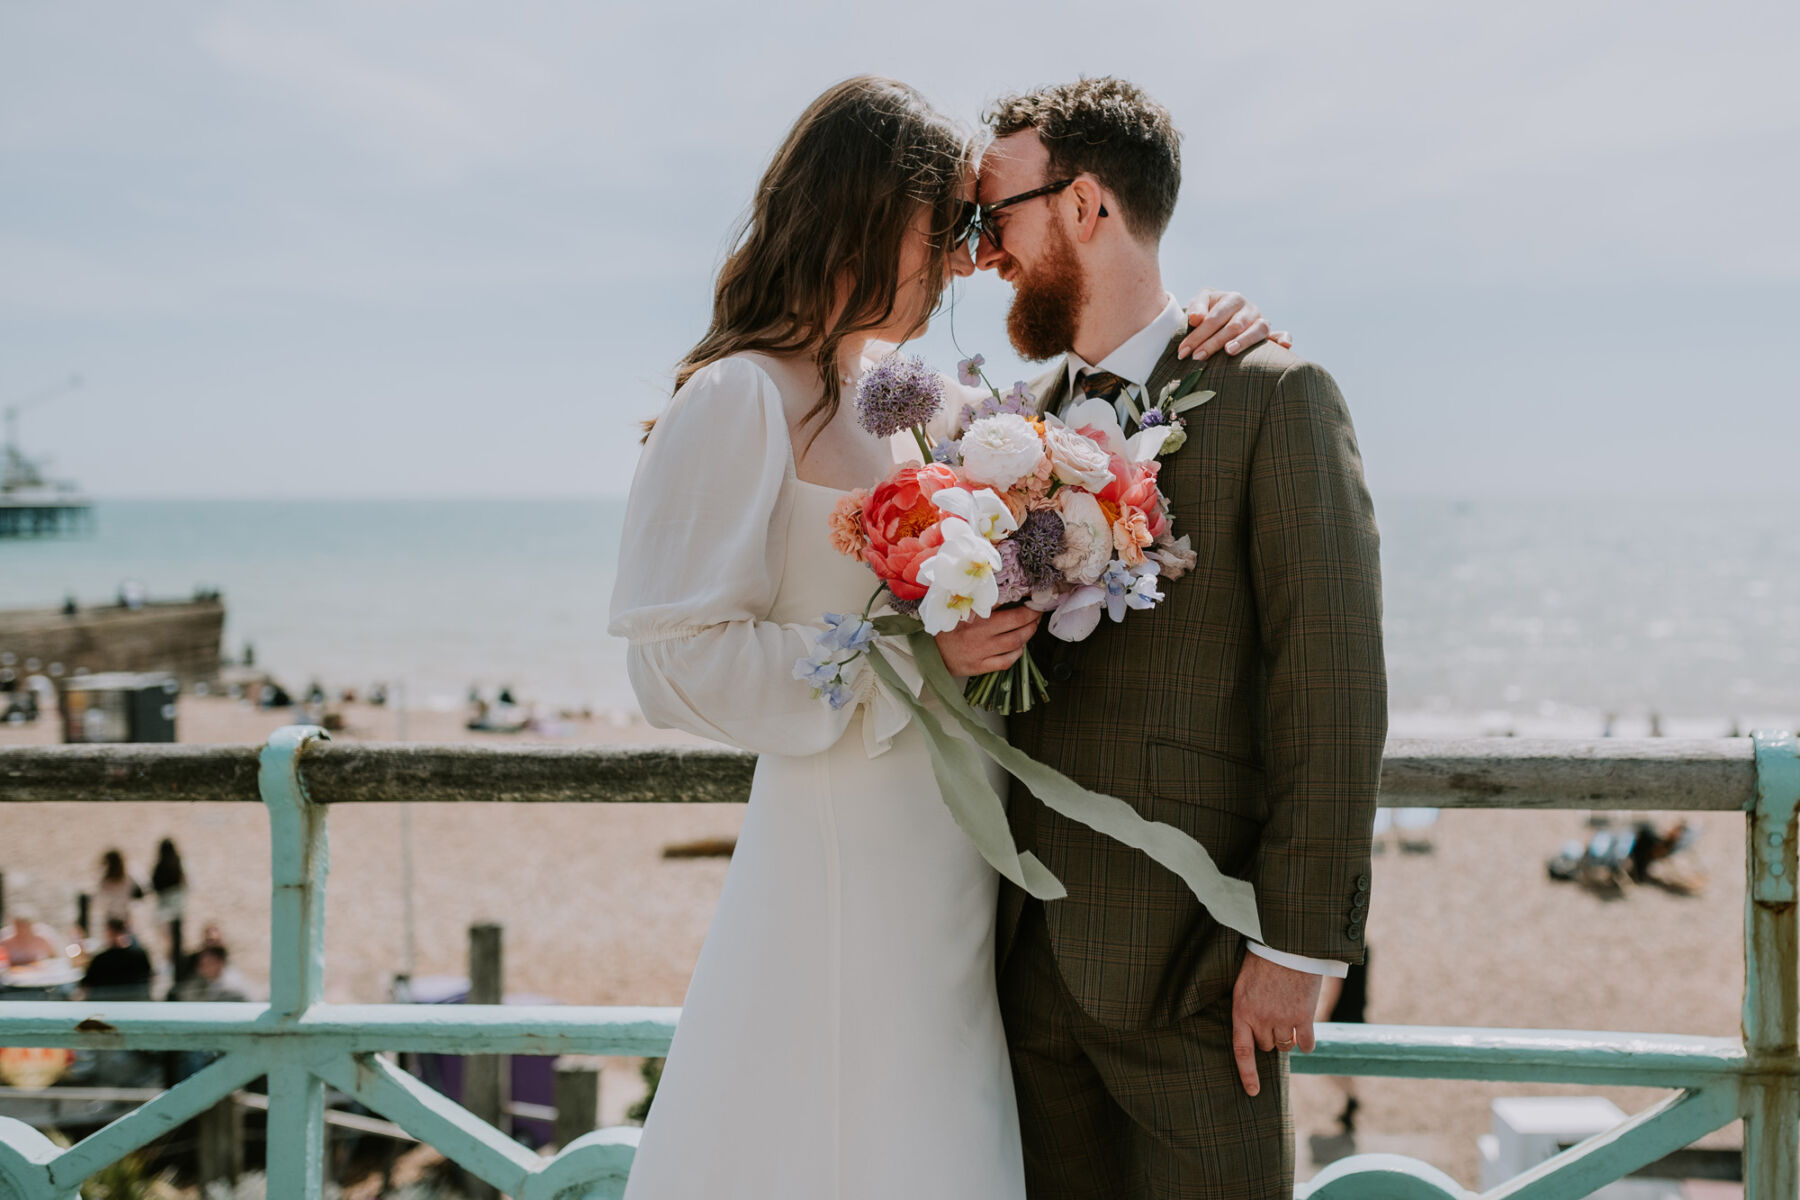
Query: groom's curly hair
xmin=985 ymin=77 xmax=1181 ymax=243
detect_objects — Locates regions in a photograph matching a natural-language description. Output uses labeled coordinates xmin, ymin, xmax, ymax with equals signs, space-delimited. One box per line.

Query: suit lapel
xmin=1033 ymin=358 xmax=1070 ymax=418
xmin=1143 ymin=333 xmax=1203 ymax=411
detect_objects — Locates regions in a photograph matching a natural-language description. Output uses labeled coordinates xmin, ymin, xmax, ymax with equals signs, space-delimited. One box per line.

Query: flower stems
xmin=963 ymin=646 xmax=1052 ymax=715
xmin=912 ymin=426 xmax=935 ymax=463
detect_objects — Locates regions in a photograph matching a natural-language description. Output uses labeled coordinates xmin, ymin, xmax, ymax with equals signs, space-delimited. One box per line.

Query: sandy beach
xmin=1 ymin=696 xmax=1755 ymax=1187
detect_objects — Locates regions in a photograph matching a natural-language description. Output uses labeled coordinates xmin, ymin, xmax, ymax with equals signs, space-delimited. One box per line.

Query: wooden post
xmin=195 ymin=1094 xmax=243 ymax=1190
xmin=462 ymin=922 xmax=504 ymax=1200
xmin=554 ymin=1058 xmax=601 ymax=1149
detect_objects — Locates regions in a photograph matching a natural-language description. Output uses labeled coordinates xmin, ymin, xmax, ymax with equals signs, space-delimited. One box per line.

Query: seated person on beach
xmin=1 ymin=914 xmax=58 ymax=966
xmin=173 ymin=945 xmax=248 ymax=1003
xmin=80 ymin=918 xmax=152 ymax=998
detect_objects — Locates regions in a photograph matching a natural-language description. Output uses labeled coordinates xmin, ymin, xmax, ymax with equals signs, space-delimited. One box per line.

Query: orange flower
xmin=829 ymin=489 xmax=872 ymax=561
xmin=862 ymin=464 xmax=960 ymax=600
xmin=1113 ymin=505 xmax=1154 ymax=567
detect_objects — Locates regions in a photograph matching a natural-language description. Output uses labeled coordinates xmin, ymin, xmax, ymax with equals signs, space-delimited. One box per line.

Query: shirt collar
xmin=1064 ymin=293 xmax=1186 ymax=396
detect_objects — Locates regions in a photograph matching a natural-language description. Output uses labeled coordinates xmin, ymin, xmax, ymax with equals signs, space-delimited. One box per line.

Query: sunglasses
xmin=948 ymin=178 xmax=1108 ymax=255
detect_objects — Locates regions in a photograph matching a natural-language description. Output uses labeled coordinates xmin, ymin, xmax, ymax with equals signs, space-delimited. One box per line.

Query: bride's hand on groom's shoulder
xmin=934 ymin=607 xmax=1041 ymax=677
xmin=1179 ymin=290 xmax=1294 ymax=362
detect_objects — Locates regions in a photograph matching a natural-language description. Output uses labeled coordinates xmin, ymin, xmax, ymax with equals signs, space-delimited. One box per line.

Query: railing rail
xmin=1 ymin=730 xmax=1795 ymax=1200
xmin=0 ymin=737 xmax=1759 ymax=808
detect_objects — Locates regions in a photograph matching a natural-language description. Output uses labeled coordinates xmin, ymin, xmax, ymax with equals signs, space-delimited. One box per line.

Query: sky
xmin=2 ymin=1 xmax=1796 ymax=499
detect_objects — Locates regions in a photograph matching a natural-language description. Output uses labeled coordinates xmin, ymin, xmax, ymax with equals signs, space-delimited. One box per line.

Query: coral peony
xmin=861 ymin=464 xmax=959 ymax=601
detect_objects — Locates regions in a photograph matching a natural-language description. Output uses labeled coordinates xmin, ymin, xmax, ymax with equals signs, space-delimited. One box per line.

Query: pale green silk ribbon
xmin=862 ymin=620 xmax=1264 ymax=943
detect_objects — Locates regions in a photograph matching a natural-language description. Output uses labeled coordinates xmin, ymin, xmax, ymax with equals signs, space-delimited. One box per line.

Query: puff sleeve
xmin=607 ymin=358 xmax=913 ymax=756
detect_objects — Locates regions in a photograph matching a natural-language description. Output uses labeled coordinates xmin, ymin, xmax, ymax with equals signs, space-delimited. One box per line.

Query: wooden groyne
xmin=0 ymin=597 xmax=225 ymax=686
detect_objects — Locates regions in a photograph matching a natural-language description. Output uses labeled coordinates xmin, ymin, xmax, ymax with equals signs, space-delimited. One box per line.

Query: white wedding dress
xmin=608 ymin=356 xmax=1026 ymax=1199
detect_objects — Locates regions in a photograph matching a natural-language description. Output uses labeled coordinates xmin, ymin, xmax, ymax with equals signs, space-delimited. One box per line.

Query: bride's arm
xmin=608 ymin=358 xmax=877 ymax=757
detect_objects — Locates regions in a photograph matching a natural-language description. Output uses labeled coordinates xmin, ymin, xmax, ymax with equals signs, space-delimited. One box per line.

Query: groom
xmin=955 ymin=78 xmax=1387 ymax=1198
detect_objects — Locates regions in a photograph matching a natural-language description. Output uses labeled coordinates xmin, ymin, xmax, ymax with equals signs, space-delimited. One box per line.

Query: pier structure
xmin=1 ymin=733 xmax=1797 ymax=1198
xmin=2 ymin=374 xmax=93 ymax=539
xmin=0 ymin=495 xmax=92 ymax=539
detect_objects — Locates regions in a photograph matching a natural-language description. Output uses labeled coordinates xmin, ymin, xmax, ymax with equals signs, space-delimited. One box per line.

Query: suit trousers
xmin=999 ymin=901 xmax=1293 ymax=1200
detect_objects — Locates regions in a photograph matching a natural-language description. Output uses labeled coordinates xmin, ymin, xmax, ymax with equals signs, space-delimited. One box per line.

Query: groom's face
xmin=977 ymin=132 xmax=1087 ymax=361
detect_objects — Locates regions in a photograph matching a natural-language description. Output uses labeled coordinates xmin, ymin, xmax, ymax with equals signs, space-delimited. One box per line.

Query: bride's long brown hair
xmin=662 ymin=76 xmax=972 ymax=449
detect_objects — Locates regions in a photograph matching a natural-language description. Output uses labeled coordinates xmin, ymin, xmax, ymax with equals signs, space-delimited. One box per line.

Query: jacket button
xmin=1349 ymin=899 xmax=1367 ymax=916
xmin=1050 ymin=662 xmax=1074 ymax=683
xmin=1346 ymin=923 xmax=1363 ymax=941
xmin=1355 ymin=875 xmax=1371 ymax=893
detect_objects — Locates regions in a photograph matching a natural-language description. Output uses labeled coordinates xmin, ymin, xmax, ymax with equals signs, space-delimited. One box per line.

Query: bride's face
xmin=869 ymin=173 xmax=977 ymax=344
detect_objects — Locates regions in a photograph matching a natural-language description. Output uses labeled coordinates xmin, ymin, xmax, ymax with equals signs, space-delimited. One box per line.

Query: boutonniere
xmin=1135 ymin=369 xmax=1215 ymax=456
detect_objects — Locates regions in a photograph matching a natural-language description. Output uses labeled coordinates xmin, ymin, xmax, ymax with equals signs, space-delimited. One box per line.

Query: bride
xmin=607 ymin=75 xmax=1277 ymax=1198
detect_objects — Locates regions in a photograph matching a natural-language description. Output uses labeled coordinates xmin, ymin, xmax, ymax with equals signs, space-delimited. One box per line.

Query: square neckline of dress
xmin=731 ymin=354 xmax=863 ymax=498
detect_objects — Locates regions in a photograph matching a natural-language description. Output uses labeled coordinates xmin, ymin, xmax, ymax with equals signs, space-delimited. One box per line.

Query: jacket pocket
xmin=1145 ymin=736 xmax=1270 ymax=824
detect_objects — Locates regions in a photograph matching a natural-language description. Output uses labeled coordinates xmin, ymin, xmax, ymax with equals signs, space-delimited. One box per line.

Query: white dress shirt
xmin=1061 ymin=293 xmax=1188 ymax=424
xmin=1064 ymin=294 xmax=1347 ymax=981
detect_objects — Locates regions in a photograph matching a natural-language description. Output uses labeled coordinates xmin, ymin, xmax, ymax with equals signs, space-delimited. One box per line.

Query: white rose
xmin=959 ymin=413 xmax=1046 ymax=492
xmin=1052 ymin=491 xmax=1113 ymax=586
xmin=1044 ymin=424 xmax=1116 ymax=492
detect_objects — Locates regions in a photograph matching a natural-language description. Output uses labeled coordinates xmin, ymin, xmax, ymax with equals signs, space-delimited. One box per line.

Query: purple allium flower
xmin=1138 ymin=409 xmax=1166 ymax=428
xmin=856 ymin=355 xmax=944 ymax=439
xmin=1014 ymin=509 xmax=1066 ymax=589
xmin=995 ymin=538 xmax=1031 ymax=606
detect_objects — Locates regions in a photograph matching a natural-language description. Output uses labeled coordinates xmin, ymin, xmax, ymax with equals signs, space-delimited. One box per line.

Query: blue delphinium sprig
xmin=793 ymin=611 xmax=879 ymax=710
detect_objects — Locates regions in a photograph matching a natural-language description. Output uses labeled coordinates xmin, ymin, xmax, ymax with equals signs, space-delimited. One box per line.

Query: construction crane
xmin=2 ymin=374 xmax=82 ymax=492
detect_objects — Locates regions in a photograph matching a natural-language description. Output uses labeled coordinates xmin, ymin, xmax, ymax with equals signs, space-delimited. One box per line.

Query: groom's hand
xmin=1230 ymin=952 xmax=1323 ymax=1097
xmin=935 ymin=607 xmax=1041 ymax=676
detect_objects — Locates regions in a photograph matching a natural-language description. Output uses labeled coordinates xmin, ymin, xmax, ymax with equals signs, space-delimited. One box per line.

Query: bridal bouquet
xmin=782 ymin=353 xmax=1258 ymax=941
xmin=799 ymin=352 xmax=1200 ymax=715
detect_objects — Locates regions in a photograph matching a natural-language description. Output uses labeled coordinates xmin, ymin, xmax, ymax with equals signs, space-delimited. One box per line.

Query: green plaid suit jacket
xmin=1002 ymin=334 xmax=1387 ymax=1031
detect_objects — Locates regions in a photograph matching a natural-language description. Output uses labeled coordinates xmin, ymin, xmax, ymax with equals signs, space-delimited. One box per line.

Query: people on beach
xmin=151 ymin=837 xmax=188 ymax=977
xmin=80 ymin=918 xmax=152 ymax=999
xmin=0 ymin=912 xmax=58 ymax=966
xmin=1317 ymin=947 xmax=1371 ymax=1136
xmin=92 ymin=848 xmax=144 ymax=933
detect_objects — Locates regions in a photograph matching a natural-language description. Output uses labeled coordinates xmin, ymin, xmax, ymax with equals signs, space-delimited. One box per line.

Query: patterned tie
xmin=1075 ymin=369 xmax=1128 ymax=403
xmin=1073 ymin=368 xmax=1135 ymax=429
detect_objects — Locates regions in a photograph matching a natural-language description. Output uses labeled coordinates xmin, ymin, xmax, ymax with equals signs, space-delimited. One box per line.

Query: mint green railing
xmin=1 ymin=730 xmax=1795 ymax=1199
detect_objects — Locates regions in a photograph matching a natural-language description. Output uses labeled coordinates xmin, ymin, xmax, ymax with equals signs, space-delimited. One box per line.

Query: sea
xmin=2 ymin=497 xmax=1796 ymax=737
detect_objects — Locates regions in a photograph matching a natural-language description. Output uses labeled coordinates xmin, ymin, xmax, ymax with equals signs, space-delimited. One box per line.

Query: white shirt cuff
xmin=1247 ymin=942 xmax=1349 ymax=978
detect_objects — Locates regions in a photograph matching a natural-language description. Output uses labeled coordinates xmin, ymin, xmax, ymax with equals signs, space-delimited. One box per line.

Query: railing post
xmin=260 ymin=725 xmax=331 ymax=1200
xmin=1743 ymin=730 xmax=1800 ymax=1200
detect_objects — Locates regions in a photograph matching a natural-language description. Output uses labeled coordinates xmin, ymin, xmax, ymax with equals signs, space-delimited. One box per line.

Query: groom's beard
xmin=1004 ymin=225 xmax=1087 ymax=363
